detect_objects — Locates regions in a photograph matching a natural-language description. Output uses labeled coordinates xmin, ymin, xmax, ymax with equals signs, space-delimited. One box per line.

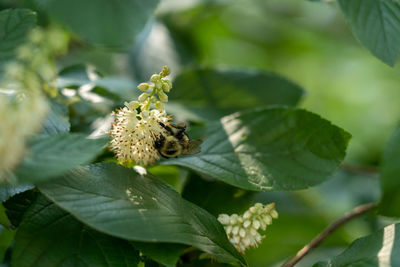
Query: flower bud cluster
xmin=136 ymin=65 xmax=172 ymax=111
xmin=218 ymin=203 xmax=278 ymax=253
xmin=5 ymin=27 xmax=68 ymax=97
xmin=109 ymin=66 xmax=174 ymax=166
xmin=0 ymin=27 xmax=68 ymax=182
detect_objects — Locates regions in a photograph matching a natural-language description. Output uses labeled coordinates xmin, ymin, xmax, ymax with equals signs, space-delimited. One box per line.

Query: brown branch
xmin=281 ymin=202 xmax=377 ymax=267
xmin=341 ymin=163 xmax=378 ymax=175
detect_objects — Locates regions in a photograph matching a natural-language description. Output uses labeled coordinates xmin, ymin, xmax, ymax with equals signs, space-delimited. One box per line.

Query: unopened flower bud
xmin=218 ymin=202 xmax=278 ymax=254
xmin=243 ymin=211 xmax=251 ymax=219
xmin=271 ymin=210 xmax=279 ymax=219
xmin=218 ymin=214 xmax=230 ymax=225
xmin=162 ymin=81 xmax=171 ymax=92
xmin=155 ymin=81 xmax=162 ymax=90
xmin=150 ymin=74 xmax=159 ymax=83
xmin=125 ymin=101 xmax=140 ymax=110
xmin=239 ymin=228 xmax=246 ymax=238
xmin=29 ymin=28 xmax=44 ymax=44
xmin=17 ymin=45 xmax=32 ymax=60
xmin=159 ymin=66 xmax=171 ymax=77
xmin=155 ymin=101 xmax=164 ymax=111
xmin=150 ymin=96 xmax=158 ymax=103
xmin=137 ymin=83 xmax=149 ymax=91
xmin=138 ymin=93 xmax=149 ymax=103
xmin=252 ymin=220 xmax=260 ymax=230
xmin=158 ymin=91 xmax=168 ymax=102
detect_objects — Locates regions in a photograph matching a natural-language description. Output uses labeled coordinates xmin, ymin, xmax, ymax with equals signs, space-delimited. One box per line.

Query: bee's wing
xmin=184 ymin=139 xmax=202 ymax=155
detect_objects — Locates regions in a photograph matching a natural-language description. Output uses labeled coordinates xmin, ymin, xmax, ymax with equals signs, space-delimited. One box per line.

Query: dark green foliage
xmin=0 ymin=9 xmax=36 ymax=73
xmin=338 ymin=0 xmax=400 ymax=66
xmin=3 ymin=189 xmax=38 ymax=227
xmin=12 ymin=194 xmax=141 ymax=267
xmin=33 ymin=0 xmax=159 ymax=47
xmin=14 ymin=134 xmax=108 ymax=183
xmin=170 ymin=68 xmax=304 ymax=109
xmin=379 ymin=125 xmax=400 ymax=217
xmin=182 ymin=173 xmax=255 ymax=216
xmin=41 ymin=99 xmax=70 ymax=134
xmin=38 ymin=163 xmax=246 ymax=265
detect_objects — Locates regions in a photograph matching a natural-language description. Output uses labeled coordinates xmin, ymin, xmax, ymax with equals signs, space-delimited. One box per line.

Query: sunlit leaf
xmin=314 ymin=223 xmax=400 ymax=267
xmin=163 ymin=107 xmax=351 ymax=191
xmin=38 ymin=163 xmax=246 ymax=266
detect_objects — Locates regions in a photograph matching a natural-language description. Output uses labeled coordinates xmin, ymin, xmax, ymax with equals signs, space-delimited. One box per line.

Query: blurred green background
xmin=2 ymin=0 xmax=400 ymax=266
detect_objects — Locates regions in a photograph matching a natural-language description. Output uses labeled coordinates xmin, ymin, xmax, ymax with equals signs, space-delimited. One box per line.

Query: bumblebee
xmin=154 ymin=122 xmax=202 ymax=158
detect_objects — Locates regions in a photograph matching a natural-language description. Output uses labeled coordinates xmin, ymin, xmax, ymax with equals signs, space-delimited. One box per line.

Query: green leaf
xmin=314 ymin=223 xmax=400 ymax=267
xmin=33 ymin=0 xmax=159 ymax=47
xmin=12 ymin=194 xmax=140 ymax=267
xmin=14 ymin=133 xmax=108 ymax=183
xmin=4 ymin=189 xmax=38 ymax=228
xmin=132 ymin=242 xmax=185 ymax=267
xmin=379 ymin=125 xmax=400 ymax=217
xmin=170 ymin=68 xmax=304 ymax=109
xmin=38 ymin=163 xmax=246 ymax=266
xmin=163 ymin=107 xmax=351 ymax=191
xmin=41 ymin=99 xmax=70 ymax=134
xmin=0 ymin=9 xmax=36 ymax=72
xmin=337 ymin=0 xmax=400 ymax=66
xmin=0 ymin=184 xmax=33 ymax=202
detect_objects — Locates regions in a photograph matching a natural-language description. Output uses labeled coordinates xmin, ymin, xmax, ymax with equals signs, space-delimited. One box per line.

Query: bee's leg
xmin=159 ymin=122 xmax=174 ymax=135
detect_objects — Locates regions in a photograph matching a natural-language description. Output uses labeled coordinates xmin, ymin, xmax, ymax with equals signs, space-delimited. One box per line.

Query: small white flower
xmin=110 ymin=106 xmax=170 ymax=165
xmin=218 ymin=203 xmax=278 ymax=253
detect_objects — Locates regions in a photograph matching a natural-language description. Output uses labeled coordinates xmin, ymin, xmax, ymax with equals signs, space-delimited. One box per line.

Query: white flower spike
xmin=0 ymin=27 xmax=68 ymax=182
xmin=109 ymin=66 xmax=173 ymax=166
xmin=218 ymin=203 xmax=278 ymax=253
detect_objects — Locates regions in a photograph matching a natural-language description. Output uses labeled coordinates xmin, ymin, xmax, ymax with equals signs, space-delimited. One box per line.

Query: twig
xmin=341 ymin=163 xmax=378 ymax=175
xmin=281 ymin=202 xmax=377 ymax=267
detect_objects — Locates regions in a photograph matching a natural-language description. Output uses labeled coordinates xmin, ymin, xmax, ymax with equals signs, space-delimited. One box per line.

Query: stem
xmin=144 ymin=86 xmax=156 ymax=110
xmin=341 ymin=163 xmax=378 ymax=175
xmin=281 ymin=202 xmax=377 ymax=267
